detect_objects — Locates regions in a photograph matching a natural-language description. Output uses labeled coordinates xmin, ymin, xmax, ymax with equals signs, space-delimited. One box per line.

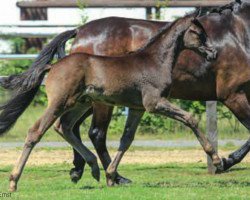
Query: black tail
xmin=0 ymin=29 xmax=77 ymax=135
xmin=0 ymin=29 xmax=77 ymax=91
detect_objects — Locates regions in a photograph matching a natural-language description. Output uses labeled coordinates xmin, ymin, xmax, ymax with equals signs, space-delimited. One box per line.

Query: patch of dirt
xmin=1 ymin=149 xmax=249 ymax=166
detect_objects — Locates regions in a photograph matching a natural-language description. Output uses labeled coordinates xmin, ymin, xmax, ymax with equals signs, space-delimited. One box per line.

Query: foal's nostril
xmin=205 ymin=47 xmax=217 ymax=61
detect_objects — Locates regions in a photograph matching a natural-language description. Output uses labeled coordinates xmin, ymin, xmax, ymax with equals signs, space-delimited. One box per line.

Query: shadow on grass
xmin=135 ymin=165 xmax=185 ymax=171
xmin=135 ymin=164 xmax=209 ymax=173
xmin=0 ymin=168 xmax=10 ymax=173
xmin=143 ymin=179 xmax=250 ymax=188
xmin=226 ymin=167 xmax=248 ymax=172
xmin=79 ymin=185 xmax=104 ymax=190
xmin=36 ymin=169 xmax=69 ymax=173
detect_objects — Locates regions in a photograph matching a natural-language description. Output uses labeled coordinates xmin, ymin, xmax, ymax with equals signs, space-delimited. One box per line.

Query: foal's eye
xmin=190 ymin=30 xmax=200 ymax=37
xmin=199 ymin=33 xmax=207 ymax=43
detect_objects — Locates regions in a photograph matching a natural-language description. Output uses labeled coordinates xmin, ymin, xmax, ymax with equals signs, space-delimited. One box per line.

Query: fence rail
xmin=0 ymin=27 xmax=74 ymax=38
xmin=17 ymin=0 xmax=232 ymax=8
xmin=0 ymin=22 xmax=78 ymax=27
xmin=0 ymin=54 xmax=37 ymax=60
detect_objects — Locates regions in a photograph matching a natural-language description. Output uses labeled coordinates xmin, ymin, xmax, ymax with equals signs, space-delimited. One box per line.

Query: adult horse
xmin=54 ymin=0 xmax=250 ymax=184
xmin=0 ymin=13 xmax=216 ymax=192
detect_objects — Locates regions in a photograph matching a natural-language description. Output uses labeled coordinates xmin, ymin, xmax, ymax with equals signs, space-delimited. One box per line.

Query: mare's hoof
xmin=70 ymin=168 xmax=83 ymax=183
xmin=91 ymin=164 xmax=100 ymax=182
xmin=115 ymin=174 xmax=132 ymax=185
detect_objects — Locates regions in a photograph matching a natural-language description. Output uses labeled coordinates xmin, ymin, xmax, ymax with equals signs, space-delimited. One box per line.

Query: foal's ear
xmin=45 ymin=64 xmax=52 ymax=70
xmin=194 ymin=7 xmax=202 ymax=18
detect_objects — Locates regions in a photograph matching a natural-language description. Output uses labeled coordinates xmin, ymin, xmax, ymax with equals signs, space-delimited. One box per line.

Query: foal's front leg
xmin=143 ymin=91 xmax=223 ymax=169
xmin=106 ymin=109 xmax=144 ymax=186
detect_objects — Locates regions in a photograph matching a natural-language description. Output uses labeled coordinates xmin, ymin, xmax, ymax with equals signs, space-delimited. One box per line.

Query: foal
xmin=2 ymin=13 xmax=217 ymax=191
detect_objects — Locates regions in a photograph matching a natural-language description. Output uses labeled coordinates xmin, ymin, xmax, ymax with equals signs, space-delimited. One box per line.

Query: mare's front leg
xmin=105 ymin=109 xmax=144 ymax=186
xmin=219 ymin=92 xmax=250 ymax=172
xmin=142 ymin=89 xmax=223 ymax=170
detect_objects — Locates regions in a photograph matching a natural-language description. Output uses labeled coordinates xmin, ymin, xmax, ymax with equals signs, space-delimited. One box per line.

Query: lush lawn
xmin=0 ymin=163 xmax=250 ymax=199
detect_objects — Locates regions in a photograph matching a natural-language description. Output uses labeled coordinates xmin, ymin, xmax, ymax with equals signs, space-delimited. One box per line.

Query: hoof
xmin=115 ymin=174 xmax=132 ymax=185
xmin=70 ymin=168 xmax=83 ymax=183
xmin=9 ymin=181 xmax=17 ymax=192
xmin=213 ymin=158 xmax=224 ymax=173
xmin=91 ymin=164 xmax=100 ymax=182
xmin=106 ymin=172 xmax=116 ymax=187
xmin=106 ymin=176 xmax=115 ymax=187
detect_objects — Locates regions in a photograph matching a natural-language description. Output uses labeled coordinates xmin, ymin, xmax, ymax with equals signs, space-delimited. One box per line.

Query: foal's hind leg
xmin=60 ymin=103 xmax=100 ymax=182
xmin=106 ymin=109 xmax=144 ymax=186
xmin=142 ymin=90 xmax=223 ymax=170
xmin=9 ymin=104 xmax=61 ymax=192
xmin=219 ymin=92 xmax=250 ymax=172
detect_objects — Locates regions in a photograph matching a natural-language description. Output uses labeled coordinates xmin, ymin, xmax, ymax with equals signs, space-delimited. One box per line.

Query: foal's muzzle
xmin=198 ymin=46 xmax=217 ymax=62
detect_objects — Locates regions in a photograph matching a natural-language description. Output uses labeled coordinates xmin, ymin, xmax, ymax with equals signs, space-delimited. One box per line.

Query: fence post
xmin=20 ymin=7 xmax=48 ymax=51
xmin=206 ymin=101 xmax=218 ymax=174
xmin=146 ymin=7 xmax=153 ymax=19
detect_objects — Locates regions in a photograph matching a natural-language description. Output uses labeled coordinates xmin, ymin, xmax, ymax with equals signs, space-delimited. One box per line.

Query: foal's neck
xmin=147 ymin=21 xmax=189 ymax=69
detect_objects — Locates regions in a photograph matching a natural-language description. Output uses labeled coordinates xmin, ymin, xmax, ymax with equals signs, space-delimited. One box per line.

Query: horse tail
xmin=0 ymin=29 xmax=77 ymax=90
xmin=0 ymin=29 xmax=77 ymax=135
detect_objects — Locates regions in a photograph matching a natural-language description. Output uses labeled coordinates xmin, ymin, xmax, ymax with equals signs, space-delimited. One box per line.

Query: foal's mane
xmin=209 ymin=0 xmax=243 ymax=14
xmin=128 ymin=10 xmax=199 ymax=55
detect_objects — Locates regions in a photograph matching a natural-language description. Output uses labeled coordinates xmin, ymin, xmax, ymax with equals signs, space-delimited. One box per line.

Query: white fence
xmin=0 ymin=23 xmax=76 ymax=60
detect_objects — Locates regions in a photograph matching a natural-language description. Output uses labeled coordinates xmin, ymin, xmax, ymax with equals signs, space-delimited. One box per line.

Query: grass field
xmin=0 ymin=163 xmax=250 ymax=200
xmin=0 ymin=148 xmax=250 ymax=199
xmin=1 ymin=106 xmax=249 ymax=142
xmin=1 ymin=105 xmax=250 ymax=199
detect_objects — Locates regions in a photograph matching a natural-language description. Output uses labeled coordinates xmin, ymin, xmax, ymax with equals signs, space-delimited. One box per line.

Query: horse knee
xmin=25 ymin=128 xmax=43 ymax=147
xmin=88 ymin=127 xmax=99 ymax=141
xmin=185 ymin=114 xmax=198 ymax=128
xmin=204 ymin=143 xmax=213 ymax=153
xmin=89 ymin=127 xmax=106 ymax=141
xmin=53 ymin=120 xmax=63 ymax=134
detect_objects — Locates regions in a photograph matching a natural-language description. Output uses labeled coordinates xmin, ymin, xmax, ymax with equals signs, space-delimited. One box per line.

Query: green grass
xmin=1 ymin=163 xmax=250 ymax=199
xmin=0 ymin=106 xmax=249 ymax=142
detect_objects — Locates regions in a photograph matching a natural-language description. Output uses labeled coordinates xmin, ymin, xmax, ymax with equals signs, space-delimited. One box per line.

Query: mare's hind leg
xmin=90 ymin=103 xmax=134 ymax=185
xmin=54 ymin=108 xmax=93 ymax=183
xmin=60 ymin=103 xmax=100 ymax=182
xmin=9 ymin=104 xmax=62 ymax=192
xmin=70 ymin=109 xmax=92 ymax=183
xmin=142 ymin=90 xmax=223 ymax=170
xmin=220 ymin=92 xmax=250 ymax=172
xmin=106 ymin=109 xmax=144 ymax=186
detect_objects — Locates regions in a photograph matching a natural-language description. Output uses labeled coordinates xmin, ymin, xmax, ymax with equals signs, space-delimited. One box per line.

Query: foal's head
xmin=183 ymin=18 xmax=217 ymax=61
